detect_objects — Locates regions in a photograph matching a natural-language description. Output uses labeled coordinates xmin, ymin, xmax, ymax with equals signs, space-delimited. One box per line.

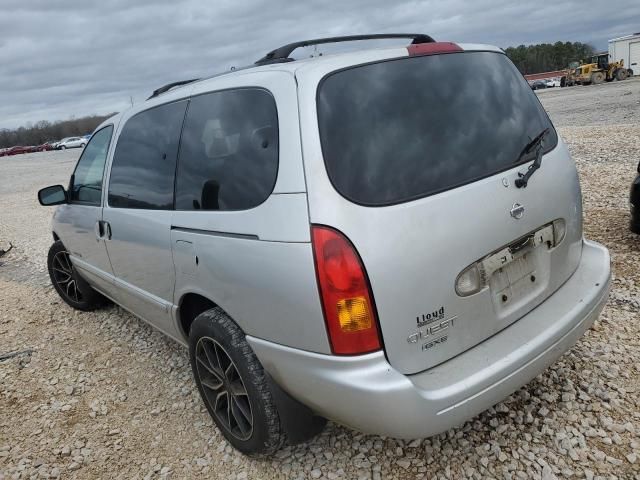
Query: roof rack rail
xmin=147 ymin=78 xmax=200 ymax=100
xmin=254 ymin=33 xmax=435 ymax=66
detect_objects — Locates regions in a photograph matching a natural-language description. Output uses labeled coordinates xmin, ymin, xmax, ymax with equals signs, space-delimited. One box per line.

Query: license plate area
xmin=491 ymin=253 xmax=537 ymax=305
xmin=481 ymin=224 xmax=554 ymax=316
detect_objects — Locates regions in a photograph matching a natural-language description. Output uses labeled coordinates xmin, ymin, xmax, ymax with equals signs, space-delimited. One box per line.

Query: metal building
xmin=608 ymin=33 xmax=640 ymax=75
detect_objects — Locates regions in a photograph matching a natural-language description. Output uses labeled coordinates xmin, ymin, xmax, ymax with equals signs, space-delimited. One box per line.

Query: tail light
xmin=407 ymin=41 xmax=462 ymax=56
xmin=311 ymin=225 xmax=381 ymax=355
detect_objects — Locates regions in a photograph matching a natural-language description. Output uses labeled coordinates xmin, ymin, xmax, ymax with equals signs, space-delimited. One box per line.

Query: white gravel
xmin=1 ymin=79 xmax=640 ymax=480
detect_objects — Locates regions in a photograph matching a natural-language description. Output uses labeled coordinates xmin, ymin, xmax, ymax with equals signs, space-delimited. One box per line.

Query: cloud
xmin=1 ymin=0 xmax=637 ymax=128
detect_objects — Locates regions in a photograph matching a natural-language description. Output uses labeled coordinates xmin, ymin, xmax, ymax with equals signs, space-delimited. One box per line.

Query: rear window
xmin=317 ymin=51 xmax=558 ymax=206
xmin=175 ymin=88 xmax=278 ymax=211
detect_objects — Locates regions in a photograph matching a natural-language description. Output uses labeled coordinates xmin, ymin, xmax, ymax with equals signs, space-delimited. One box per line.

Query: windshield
xmin=317 ymin=51 xmax=558 ymax=206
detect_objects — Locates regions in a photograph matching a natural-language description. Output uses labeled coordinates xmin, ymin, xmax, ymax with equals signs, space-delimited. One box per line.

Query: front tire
xmin=615 ymin=68 xmax=628 ymax=81
xmin=47 ymin=241 xmax=106 ymax=311
xmin=189 ymin=308 xmax=285 ymax=455
xmin=60 ymin=145 xmax=66 ymax=150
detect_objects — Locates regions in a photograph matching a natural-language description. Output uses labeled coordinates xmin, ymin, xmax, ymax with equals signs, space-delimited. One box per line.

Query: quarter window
xmin=175 ymin=89 xmax=278 ymax=211
xmin=108 ymin=101 xmax=187 ymax=210
xmin=69 ymin=125 xmax=113 ymax=205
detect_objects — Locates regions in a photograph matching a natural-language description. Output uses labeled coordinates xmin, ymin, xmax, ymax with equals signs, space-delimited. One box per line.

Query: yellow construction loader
xmin=561 ymin=61 xmax=580 ymax=87
xmin=575 ymin=53 xmax=630 ymax=85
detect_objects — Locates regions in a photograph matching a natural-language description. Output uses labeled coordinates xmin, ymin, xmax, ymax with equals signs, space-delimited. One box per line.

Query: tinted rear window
xmin=317 ymin=51 xmax=558 ymax=206
xmin=175 ymin=88 xmax=278 ymax=211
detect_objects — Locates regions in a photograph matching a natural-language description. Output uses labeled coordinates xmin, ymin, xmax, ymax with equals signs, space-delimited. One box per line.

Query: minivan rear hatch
xmin=303 ymin=48 xmax=584 ymax=374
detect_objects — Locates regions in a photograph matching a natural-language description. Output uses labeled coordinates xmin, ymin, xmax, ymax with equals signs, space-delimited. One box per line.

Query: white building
xmin=608 ymin=33 xmax=640 ymax=75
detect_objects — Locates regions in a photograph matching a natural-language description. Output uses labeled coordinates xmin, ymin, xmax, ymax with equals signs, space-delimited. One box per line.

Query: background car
xmin=55 ymin=137 xmax=86 ymax=149
xmin=1 ymin=146 xmax=32 ymax=156
xmin=630 ymin=160 xmax=640 ymax=233
xmin=36 ymin=142 xmax=55 ymax=152
xmin=531 ymin=80 xmax=547 ymax=90
xmin=545 ymin=79 xmax=561 ymax=87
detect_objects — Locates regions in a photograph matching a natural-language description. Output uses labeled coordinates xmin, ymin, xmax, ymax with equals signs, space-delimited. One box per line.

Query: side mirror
xmin=38 ymin=185 xmax=67 ymax=206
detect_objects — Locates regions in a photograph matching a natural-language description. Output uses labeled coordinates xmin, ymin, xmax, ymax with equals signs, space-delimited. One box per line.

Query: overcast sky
xmin=1 ymin=0 xmax=638 ymax=129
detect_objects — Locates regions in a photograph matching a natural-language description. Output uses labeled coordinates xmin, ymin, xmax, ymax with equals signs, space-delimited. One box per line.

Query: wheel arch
xmin=177 ymin=292 xmax=219 ymax=340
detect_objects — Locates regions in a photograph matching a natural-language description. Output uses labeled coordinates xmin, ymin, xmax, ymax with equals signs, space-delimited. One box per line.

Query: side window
xmin=175 ymin=89 xmax=279 ymax=211
xmin=108 ymin=100 xmax=187 ymax=210
xmin=69 ymin=125 xmax=113 ymax=205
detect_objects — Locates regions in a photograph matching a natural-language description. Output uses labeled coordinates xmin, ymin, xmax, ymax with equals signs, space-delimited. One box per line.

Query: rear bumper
xmin=248 ymin=240 xmax=610 ymax=439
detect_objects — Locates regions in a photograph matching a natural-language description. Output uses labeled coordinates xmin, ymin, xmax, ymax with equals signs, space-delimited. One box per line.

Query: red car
xmin=35 ymin=143 xmax=54 ymax=152
xmin=1 ymin=146 xmax=31 ymax=156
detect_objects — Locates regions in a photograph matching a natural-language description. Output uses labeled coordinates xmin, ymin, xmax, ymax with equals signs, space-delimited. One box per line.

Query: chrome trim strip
xmin=69 ymin=255 xmax=115 ymax=284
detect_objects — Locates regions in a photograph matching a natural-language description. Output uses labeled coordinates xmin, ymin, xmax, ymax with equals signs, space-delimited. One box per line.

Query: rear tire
xmin=591 ymin=72 xmax=605 ymax=84
xmin=189 ymin=308 xmax=286 ymax=455
xmin=48 ymin=241 xmax=107 ymax=311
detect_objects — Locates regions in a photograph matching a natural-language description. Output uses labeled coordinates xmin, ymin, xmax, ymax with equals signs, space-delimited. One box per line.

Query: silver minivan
xmin=38 ymin=34 xmax=611 ymax=455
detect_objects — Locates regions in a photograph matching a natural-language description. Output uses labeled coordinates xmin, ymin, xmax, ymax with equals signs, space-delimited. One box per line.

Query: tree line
xmin=504 ymin=41 xmax=596 ymax=75
xmin=0 ymin=114 xmax=116 ymax=148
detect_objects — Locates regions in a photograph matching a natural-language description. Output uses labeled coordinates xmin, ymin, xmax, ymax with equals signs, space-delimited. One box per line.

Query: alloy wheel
xmin=51 ymin=250 xmax=82 ymax=303
xmin=195 ymin=337 xmax=253 ymax=440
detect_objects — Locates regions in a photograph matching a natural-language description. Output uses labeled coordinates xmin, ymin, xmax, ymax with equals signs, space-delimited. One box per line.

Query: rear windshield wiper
xmin=515 ymin=128 xmax=550 ymax=188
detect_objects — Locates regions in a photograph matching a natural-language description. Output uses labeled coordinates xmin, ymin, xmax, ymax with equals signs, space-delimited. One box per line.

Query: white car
xmin=544 ymin=79 xmax=561 ymax=88
xmin=55 ymin=137 xmax=86 ymax=150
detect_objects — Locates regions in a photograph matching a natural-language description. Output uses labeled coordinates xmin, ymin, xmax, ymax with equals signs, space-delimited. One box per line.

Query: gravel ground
xmin=538 ymin=78 xmax=640 ymax=127
xmin=1 ymin=79 xmax=640 ymax=480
